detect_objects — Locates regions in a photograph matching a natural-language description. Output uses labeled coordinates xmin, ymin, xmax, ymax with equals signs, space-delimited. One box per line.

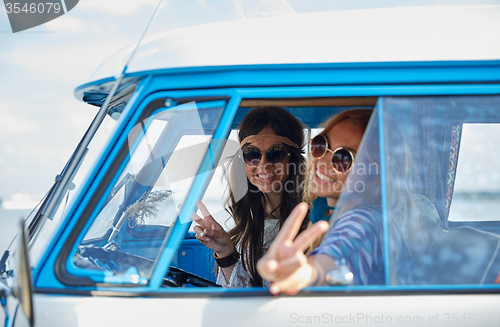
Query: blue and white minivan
xmin=1 ymin=4 xmax=500 ymax=326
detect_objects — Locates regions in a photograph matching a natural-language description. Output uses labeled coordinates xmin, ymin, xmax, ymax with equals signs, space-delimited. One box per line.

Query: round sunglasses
xmin=310 ymin=134 xmax=355 ymax=174
xmin=241 ymin=144 xmax=290 ymax=166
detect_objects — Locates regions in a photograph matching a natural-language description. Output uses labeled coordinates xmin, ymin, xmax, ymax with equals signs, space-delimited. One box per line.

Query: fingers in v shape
xmin=197 ymin=200 xmax=212 ymax=218
xmin=273 ymin=202 xmax=309 ymax=244
xmin=293 ymin=221 xmax=329 ymax=252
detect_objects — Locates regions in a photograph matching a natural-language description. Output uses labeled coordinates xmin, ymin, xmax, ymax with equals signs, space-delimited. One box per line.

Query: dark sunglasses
xmin=310 ymin=134 xmax=355 ymax=174
xmin=241 ymin=144 xmax=290 ymax=166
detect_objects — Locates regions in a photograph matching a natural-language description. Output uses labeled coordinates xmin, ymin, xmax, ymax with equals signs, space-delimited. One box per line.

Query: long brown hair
xmin=223 ymin=106 xmax=308 ymax=286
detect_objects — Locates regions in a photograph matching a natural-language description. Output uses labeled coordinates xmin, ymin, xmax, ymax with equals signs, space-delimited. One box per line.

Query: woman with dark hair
xmin=193 ymin=106 xmax=308 ymax=287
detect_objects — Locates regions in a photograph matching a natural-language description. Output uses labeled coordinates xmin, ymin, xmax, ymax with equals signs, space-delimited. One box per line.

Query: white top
xmin=216 ymin=218 xmax=280 ymax=288
xmin=90 ymin=5 xmax=500 ymax=82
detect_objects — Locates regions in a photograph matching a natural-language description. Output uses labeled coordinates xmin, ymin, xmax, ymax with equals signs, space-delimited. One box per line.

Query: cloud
xmin=4 ymin=166 xmax=23 ymax=175
xmin=42 ymin=15 xmax=117 ymax=34
xmin=0 ymin=105 xmax=41 ymax=134
xmin=78 ymin=0 xmax=158 ymax=15
xmin=6 ymin=41 xmax=127 ymax=81
xmin=43 ymin=16 xmax=86 ymax=33
xmin=2 ymin=142 xmax=58 ymax=163
xmin=2 ymin=145 xmax=15 ymax=154
xmin=62 ymin=102 xmax=96 ymax=135
xmin=33 ymin=91 xmax=58 ymax=101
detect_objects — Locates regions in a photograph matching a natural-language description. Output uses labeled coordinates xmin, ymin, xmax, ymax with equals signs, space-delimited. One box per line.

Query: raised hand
xmin=257 ymin=202 xmax=329 ymax=295
xmin=192 ymin=200 xmax=236 ymax=257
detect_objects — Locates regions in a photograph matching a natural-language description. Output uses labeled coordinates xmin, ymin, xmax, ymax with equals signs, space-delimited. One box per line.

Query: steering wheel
xmin=76 ymin=245 xmax=220 ymax=287
xmin=165 ymin=266 xmax=220 ymax=288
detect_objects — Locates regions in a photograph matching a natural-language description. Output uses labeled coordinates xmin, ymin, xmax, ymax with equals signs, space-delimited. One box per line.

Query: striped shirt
xmin=311 ymin=207 xmax=386 ymax=285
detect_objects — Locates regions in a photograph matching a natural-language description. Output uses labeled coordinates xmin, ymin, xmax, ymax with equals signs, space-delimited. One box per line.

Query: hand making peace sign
xmin=257 ymin=202 xmax=329 ymax=294
xmin=192 ymin=200 xmax=236 ymax=258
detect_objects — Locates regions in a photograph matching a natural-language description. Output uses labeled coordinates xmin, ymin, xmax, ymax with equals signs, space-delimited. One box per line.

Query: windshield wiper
xmin=0 ymin=251 xmax=9 ymax=276
xmin=27 ymin=136 xmax=89 ymax=243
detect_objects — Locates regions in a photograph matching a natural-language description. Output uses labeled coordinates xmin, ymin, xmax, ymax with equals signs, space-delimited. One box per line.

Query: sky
xmin=1 ymin=0 xmax=500 ymax=201
xmin=0 ymin=0 xmax=163 ymax=200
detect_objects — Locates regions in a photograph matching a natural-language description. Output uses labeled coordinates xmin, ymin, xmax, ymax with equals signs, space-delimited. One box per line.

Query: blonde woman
xmin=257 ymin=109 xmax=411 ymax=294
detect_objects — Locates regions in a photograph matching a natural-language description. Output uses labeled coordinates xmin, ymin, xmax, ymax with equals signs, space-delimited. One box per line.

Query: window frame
xmin=39 ymin=82 xmax=500 ymax=296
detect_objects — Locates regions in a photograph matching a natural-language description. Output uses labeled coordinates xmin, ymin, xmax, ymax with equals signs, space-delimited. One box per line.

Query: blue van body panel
xmin=36 ymin=61 xmax=500 ymax=291
xmin=75 ymin=60 xmax=500 ymax=100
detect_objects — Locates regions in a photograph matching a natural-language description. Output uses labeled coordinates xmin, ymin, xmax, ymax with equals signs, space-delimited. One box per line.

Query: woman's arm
xmin=192 ymin=200 xmax=237 ymax=284
xmin=257 ymin=203 xmax=329 ymax=294
xmin=307 ymin=254 xmax=337 ymax=286
xmin=212 ymin=244 xmax=237 ymax=284
xmin=260 ymin=205 xmax=385 ymax=293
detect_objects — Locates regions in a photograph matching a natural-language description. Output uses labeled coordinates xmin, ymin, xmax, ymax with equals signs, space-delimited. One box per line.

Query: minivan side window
xmin=383 ymin=96 xmax=500 ymax=286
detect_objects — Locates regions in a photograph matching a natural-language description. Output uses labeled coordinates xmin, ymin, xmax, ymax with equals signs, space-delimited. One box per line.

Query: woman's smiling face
xmin=310 ymin=119 xmax=364 ymax=202
xmin=244 ymin=126 xmax=290 ymax=195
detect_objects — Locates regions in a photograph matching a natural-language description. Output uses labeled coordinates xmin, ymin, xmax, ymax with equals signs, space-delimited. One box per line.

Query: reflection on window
xmin=449 ymin=123 xmax=500 ymax=222
xmin=199 ymin=130 xmax=239 ymax=231
xmin=30 ymin=115 xmax=118 ymax=265
xmin=383 ymin=96 xmax=500 ymax=287
xmin=72 ymin=101 xmax=224 ymax=283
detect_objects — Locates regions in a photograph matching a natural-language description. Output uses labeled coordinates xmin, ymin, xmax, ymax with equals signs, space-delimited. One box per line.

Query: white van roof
xmin=90 ymin=5 xmax=500 ymax=82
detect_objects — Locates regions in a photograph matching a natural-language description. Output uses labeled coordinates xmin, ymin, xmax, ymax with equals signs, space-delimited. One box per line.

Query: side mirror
xmin=13 ymin=219 xmax=34 ymax=327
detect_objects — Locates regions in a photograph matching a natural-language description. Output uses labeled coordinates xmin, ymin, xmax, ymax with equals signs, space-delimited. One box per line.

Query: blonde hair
xmin=303 ymin=108 xmax=373 ymax=207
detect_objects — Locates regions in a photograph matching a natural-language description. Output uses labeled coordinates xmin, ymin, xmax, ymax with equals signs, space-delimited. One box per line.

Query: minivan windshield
xmin=28 ymin=79 xmax=140 ymax=266
xmin=71 ymin=100 xmax=225 ymax=282
xmin=28 ymin=113 xmax=119 ymax=266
